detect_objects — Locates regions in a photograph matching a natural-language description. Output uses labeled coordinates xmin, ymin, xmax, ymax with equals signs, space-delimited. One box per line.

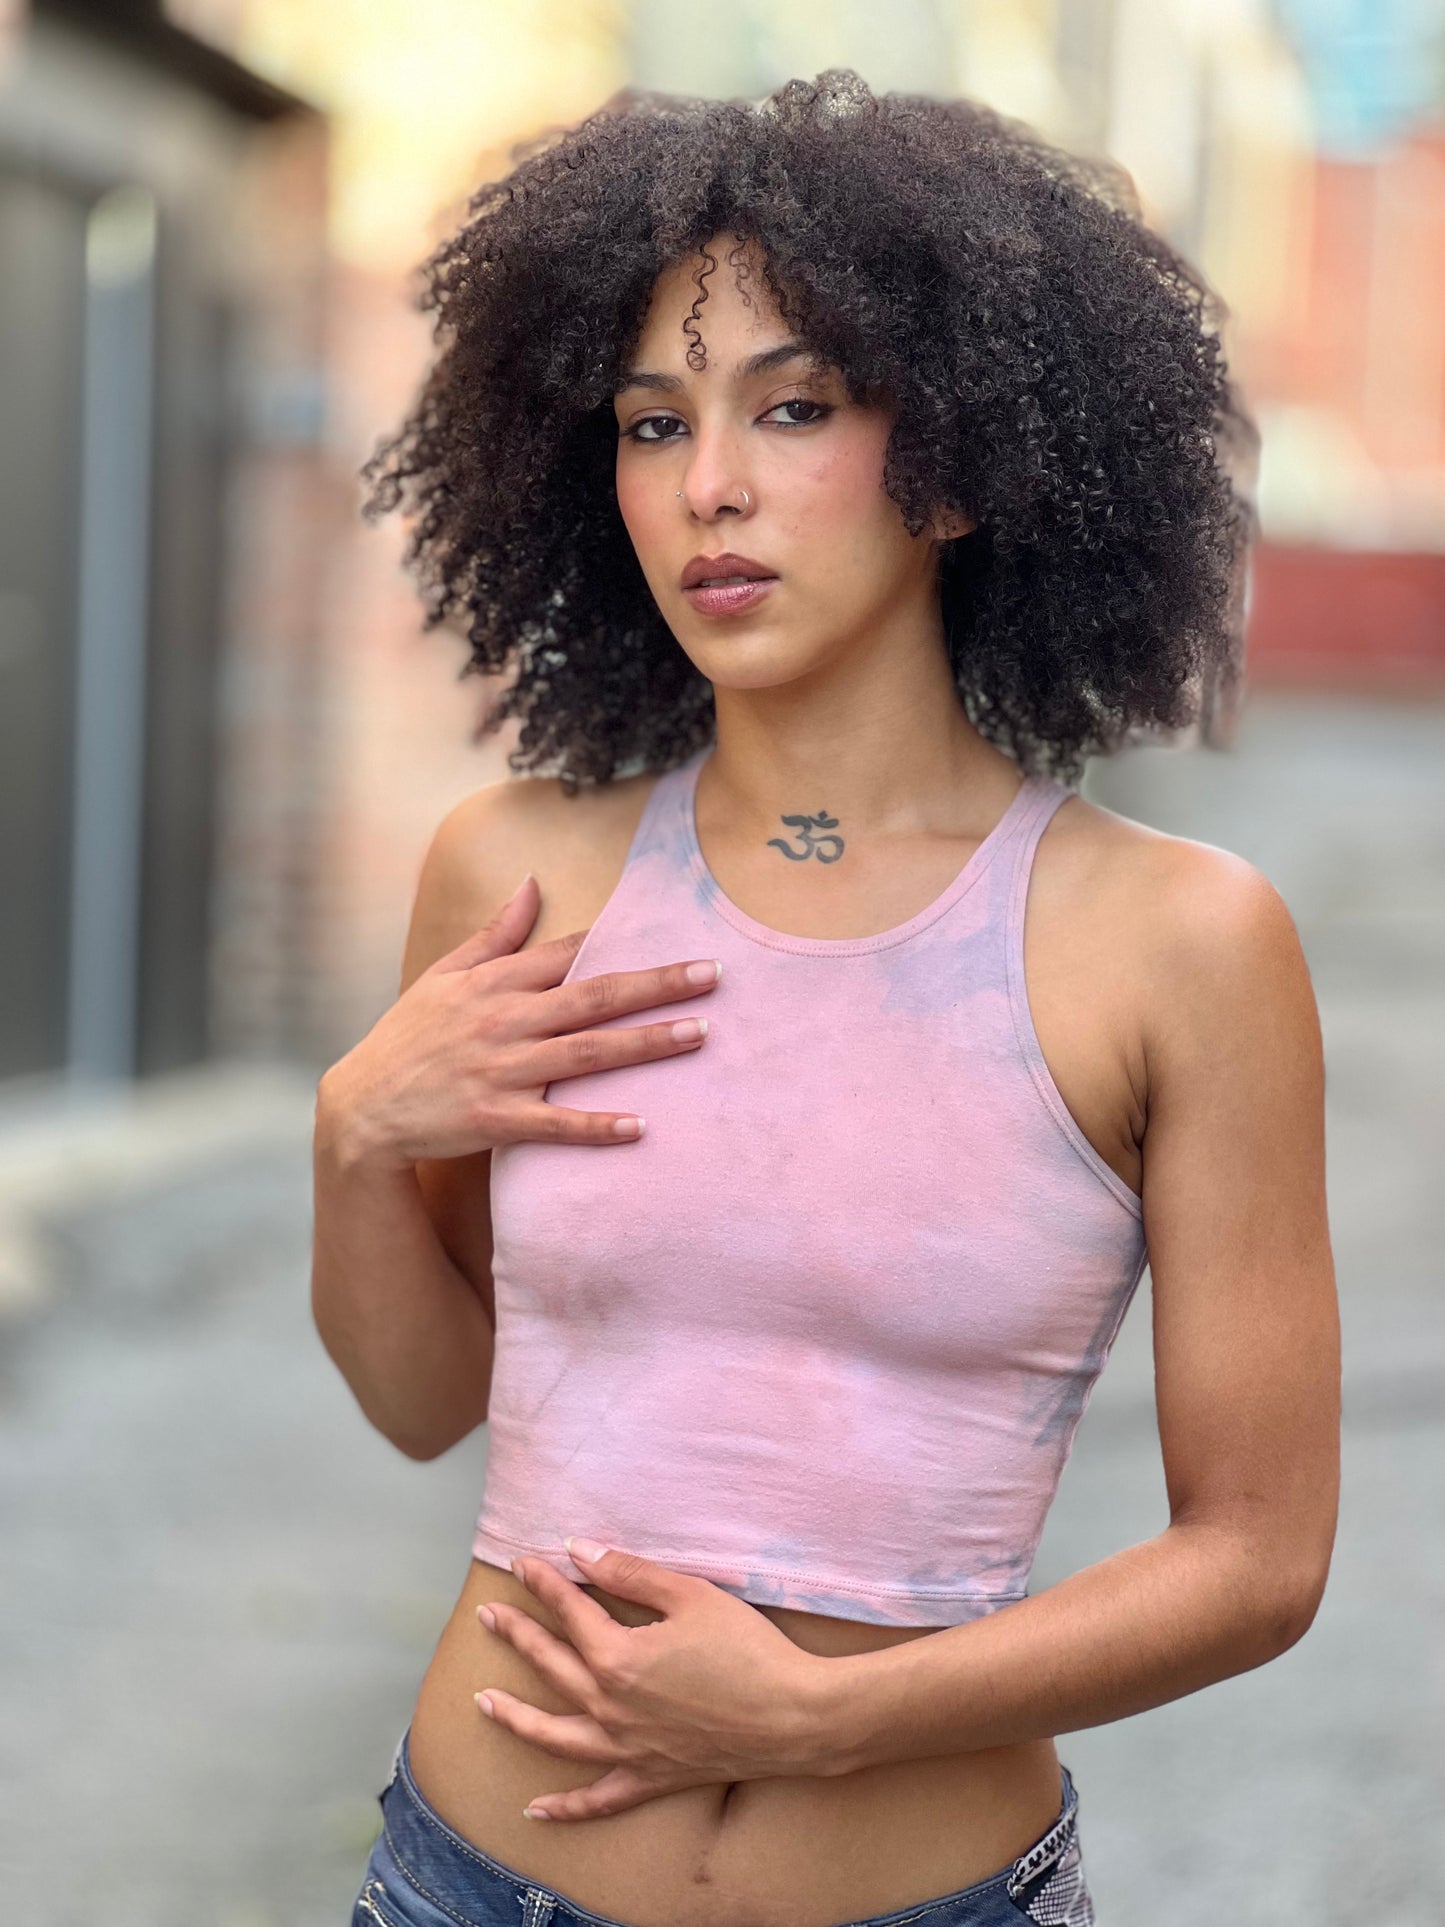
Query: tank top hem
xmin=470 ymin=1523 xmax=1028 ymax=1628
xmin=1001 ymin=782 xmax=1145 ymax=1221
xmin=678 ymin=747 xmax=1053 ymax=958
xmin=550 ymin=759 xmax=692 ymax=995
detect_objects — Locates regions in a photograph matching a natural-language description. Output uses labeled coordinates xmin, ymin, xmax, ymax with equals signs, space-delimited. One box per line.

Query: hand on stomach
xmin=403 ymin=1557 xmax=1063 ymax=1927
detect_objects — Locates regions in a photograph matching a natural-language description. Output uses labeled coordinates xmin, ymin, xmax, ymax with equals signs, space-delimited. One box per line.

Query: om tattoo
xmin=767 ymin=809 xmax=845 ymax=864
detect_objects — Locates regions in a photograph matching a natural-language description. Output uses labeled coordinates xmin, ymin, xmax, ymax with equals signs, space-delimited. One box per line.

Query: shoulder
xmin=422 ymin=764 xmax=661 ymax=901
xmin=401 ymin=764 xmax=661 ymax=985
xmin=1052 ymin=787 xmax=1294 ymax=940
xmin=1045 ymin=786 xmax=1317 ymax=1069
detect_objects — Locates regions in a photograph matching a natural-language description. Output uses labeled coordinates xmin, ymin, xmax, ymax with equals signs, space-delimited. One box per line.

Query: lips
xmin=678 ymin=550 xmax=779 ymax=617
xmin=680 ymin=551 xmax=777 ymax=590
xmin=681 ymin=577 xmax=778 ymax=617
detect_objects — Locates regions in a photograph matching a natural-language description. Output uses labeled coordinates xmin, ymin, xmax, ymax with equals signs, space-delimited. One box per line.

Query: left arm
xmin=811 ymin=846 xmax=1341 ymax=1772
xmin=477 ymin=848 xmax=1341 ymax=1813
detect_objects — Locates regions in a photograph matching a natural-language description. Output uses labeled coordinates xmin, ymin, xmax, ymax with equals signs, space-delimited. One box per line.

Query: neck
xmin=703 ymin=639 xmax=1022 ymax=843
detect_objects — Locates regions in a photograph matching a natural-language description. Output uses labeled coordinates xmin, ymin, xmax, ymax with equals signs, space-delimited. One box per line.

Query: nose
xmin=675 ymin=431 xmax=754 ymax=520
xmin=676 ymin=477 xmax=752 ymax=519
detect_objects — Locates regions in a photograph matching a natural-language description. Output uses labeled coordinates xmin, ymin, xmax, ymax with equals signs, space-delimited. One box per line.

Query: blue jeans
xmin=350 ymin=1727 xmax=1096 ymax=1926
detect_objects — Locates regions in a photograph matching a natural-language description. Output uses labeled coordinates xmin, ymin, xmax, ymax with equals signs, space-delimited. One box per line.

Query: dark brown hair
xmin=362 ymin=68 xmax=1254 ymax=788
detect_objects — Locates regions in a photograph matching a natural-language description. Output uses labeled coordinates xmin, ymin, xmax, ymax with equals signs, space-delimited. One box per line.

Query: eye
xmin=759 ymin=393 xmax=836 ymax=423
xmin=624 ymin=414 xmax=689 ymax=443
xmin=624 ymin=396 xmax=836 ymax=445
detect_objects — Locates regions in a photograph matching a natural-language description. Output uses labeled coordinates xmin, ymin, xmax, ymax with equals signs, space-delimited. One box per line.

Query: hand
xmin=474 ymin=1540 xmax=838 ymax=1821
xmin=317 ymin=875 xmax=722 ymax=1170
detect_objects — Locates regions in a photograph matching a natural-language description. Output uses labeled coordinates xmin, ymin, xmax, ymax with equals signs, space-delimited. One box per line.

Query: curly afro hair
xmin=361 ymin=68 xmax=1255 ymax=789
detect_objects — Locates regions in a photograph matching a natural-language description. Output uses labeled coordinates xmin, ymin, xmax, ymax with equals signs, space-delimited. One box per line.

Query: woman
xmin=314 ymin=71 xmax=1340 ymax=1927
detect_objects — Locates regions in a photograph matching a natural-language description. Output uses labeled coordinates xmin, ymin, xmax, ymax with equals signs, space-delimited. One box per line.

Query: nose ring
xmin=676 ymin=487 xmax=750 ymax=510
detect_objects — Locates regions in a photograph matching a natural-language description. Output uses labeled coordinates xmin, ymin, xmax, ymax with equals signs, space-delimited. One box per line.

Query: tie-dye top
xmin=475 ymin=744 xmax=1148 ymax=1627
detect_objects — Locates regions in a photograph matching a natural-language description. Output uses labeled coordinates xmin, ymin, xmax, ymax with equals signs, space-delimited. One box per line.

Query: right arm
xmin=309 ymin=1146 xmax=499 ymax=1462
xmin=311 ymin=789 xmax=533 ymax=1460
xmin=310 ymin=783 xmax=721 ymax=1461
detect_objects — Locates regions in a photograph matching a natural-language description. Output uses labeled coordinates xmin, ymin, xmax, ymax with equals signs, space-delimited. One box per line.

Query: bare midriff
xmin=405 ymin=1556 xmax=1063 ymax=1927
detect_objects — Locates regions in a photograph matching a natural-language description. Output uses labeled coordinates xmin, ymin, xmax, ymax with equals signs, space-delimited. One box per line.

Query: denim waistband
xmin=373 ymin=1724 xmax=1082 ymax=1927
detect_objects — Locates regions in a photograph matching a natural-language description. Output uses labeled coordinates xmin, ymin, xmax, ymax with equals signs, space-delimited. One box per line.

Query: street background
xmin=2 ymin=3 xmax=1442 ymax=1923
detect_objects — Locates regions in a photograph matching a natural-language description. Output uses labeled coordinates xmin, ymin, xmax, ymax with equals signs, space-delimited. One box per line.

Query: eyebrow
xmin=614 ymin=340 xmax=822 ymax=396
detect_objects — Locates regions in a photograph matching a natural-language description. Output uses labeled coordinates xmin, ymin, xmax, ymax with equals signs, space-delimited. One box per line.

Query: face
xmin=612 ymin=233 xmax=968 ymax=690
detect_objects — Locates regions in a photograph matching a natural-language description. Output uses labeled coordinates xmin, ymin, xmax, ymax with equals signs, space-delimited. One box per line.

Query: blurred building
xmin=1 ymin=0 xmax=1441 ymax=1097
xmin=0 ymin=0 xmax=332 ymax=1089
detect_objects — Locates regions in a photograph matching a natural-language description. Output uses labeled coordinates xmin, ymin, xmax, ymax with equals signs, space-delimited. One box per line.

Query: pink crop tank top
xmin=475 ymin=745 xmax=1148 ymax=1627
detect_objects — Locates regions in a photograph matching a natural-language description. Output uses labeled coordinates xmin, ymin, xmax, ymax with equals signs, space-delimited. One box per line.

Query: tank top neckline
xmin=672 ymin=744 xmax=1056 ymax=958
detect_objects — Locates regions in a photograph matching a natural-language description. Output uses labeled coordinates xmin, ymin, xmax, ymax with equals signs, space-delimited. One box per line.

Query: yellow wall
xmin=222 ymin=0 xmax=627 ymax=268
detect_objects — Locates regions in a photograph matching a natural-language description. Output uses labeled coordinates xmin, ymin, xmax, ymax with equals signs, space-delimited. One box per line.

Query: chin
xmin=684 ymin=634 xmax=833 ymax=690
xmin=668 ymin=609 xmax=830 ymax=679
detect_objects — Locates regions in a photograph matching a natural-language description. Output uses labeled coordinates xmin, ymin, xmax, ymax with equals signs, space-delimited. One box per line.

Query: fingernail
xmin=477 ymin=1604 xmax=496 ymax=1631
xmin=476 ymin=1693 xmax=495 ymax=1718
xmin=565 ymin=1535 xmax=609 ymax=1563
xmin=685 ymin=959 xmax=721 ymax=984
xmin=523 ymin=1805 xmax=550 ymax=1820
xmin=612 ymin=1116 xmax=645 ymax=1138
xmin=510 ymin=872 xmax=535 ymax=900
